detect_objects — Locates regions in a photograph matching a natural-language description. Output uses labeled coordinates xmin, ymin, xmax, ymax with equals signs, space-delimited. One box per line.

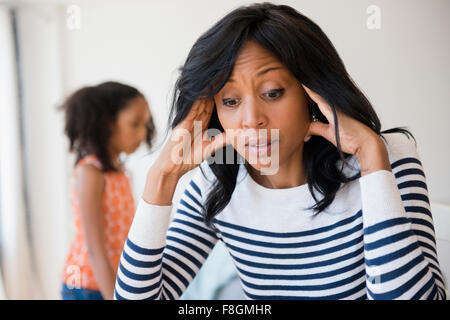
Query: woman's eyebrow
xmin=228 ymin=66 xmax=284 ymax=82
xmin=256 ymin=66 xmax=284 ymax=77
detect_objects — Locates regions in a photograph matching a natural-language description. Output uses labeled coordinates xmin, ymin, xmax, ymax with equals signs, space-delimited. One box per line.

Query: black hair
xmin=60 ymin=81 xmax=156 ymax=172
xmin=168 ymin=2 xmax=415 ymax=227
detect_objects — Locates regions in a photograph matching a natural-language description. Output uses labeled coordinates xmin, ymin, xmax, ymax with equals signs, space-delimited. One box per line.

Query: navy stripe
xmin=118 ymin=261 xmax=161 ymax=281
xmin=418 ymin=241 xmax=439 ymax=261
xmin=242 ymin=280 xmax=366 ymax=300
xmin=180 ymin=199 xmax=201 ymax=214
xmin=162 ymin=282 xmax=175 ymax=300
xmin=166 ymin=235 xmax=209 ymax=259
xmin=366 ymin=265 xmax=430 ymax=299
xmin=365 ymin=229 xmax=415 ymax=251
xmin=122 ymin=249 xmax=161 ymax=268
xmin=176 ymin=208 xmax=204 ymax=223
xmin=401 ymin=193 xmax=430 ymax=204
xmin=171 ymin=218 xmax=217 ymax=239
xmin=126 ymin=238 xmax=164 ymax=255
xmin=166 ymin=244 xmax=203 ymax=269
xmin=365 ymin=242 xmax=419 ymax=267
xmin=427 ymin=264 xmax=445 ymax=285
xmin=116 ymin=273 xmax=162 ymax=294
xmin=229 ymin=244 xmax=364 ymax=270
xmin=189 ymin=180 xmax=201 ymax=197
xmin=221 ymin=223 xmax=362 ymax=249
xmin=409 ymin=217 xmax=435 ymax=233
xmin=183 ymin=188 xmax=203 ymax=210
xmin=405 ymin=206 xmax=432 ymax=218
xmin=225 ymin=232 xmax=363 ymax=260
xmin=168 ymin=227 xmax=216 ymax=249
xmin=161 ymin=264 xmax=184 ymax=297
xmin=423 ymin=250 xmax=440 ymax=268
xmin=428 ymin=283 xmax=438 ymax=300
xmin=394 ymin=168 xmax=425 ymax=179
xmin=414 ymin=229 xmax=437 ymax=246
xmin=366 ymin=254 xmax=424 ymax=284
xmin=411 ymin=277 xmax=436 ymax=300
xmin=391 ymin=157 xmax=422 ymax=170
xmin=241 ymin=269 xmax=365 ymax=291
xmin=356 ymin=293 xmax=367 ymax=300
xmin=215 ymin=210 xmax=363 ymax=238
xmin=436 ymin=286 xmax=446 ymax=300
xmin=163 ymin=252 xmax=196 ymax=280
xmin=235 ymin=258 xmax=365 ymax=281
xmin=364 ymin=217 xmax=410 ymax=235
xmin=114 ymin=289 xmax=126 ymax=300
xmin=397 ymin=180 xmax=427 ymax=191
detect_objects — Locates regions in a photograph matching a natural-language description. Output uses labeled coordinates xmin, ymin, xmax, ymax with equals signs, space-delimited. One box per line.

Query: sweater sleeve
xmin=360 ymin=133 xmax=447 ymax=300
xmin=113 ymin=163 xmax=219 ymax=300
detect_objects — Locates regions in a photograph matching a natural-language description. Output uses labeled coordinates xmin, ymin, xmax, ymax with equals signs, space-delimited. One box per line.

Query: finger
xmin=199 ymin=99 xmax=215 ymax=130
xmin=192 ymin=100 xmax=215 ymax=142
xmin=202 ymin=131 xmax=230 ymax=160
xmin=184 ymin=99 xmax=207 ymax=122
xmin=301 ymin=84 xmax=334 ymax=122
xmin=177 ymin=99 xmax=212 ymax=133
xmin=304 ymin=121 xmax=330 ymax=142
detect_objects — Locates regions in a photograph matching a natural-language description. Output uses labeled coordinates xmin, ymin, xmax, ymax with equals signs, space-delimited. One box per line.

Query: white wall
xmin=15 ymin=4 xmax=71 ymax=299
xmin=1 ymin=0 xmax=449 ymax=298
xmin=58 ymin=0 xmax=450 ymax=204
xmin=0 ymin=6 xmax=36 ymax=299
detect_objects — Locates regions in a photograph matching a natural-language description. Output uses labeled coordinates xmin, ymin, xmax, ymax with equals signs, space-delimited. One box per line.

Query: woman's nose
xmin=241 ymin=98 xmax=268 ymax=129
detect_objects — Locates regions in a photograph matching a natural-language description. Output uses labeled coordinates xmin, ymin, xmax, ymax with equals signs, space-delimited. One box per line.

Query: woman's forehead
xmin=212 ymin=41 xmax=292 ymax=92
xmin=233 ymin=41 xmax=282 ymax=71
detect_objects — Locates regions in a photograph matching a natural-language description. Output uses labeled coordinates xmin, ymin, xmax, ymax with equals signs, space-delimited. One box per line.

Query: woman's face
xmin=110 ymin=95 xmax=151 ymax=155
xmin=213 ymin=40 xmax=311 ymax=172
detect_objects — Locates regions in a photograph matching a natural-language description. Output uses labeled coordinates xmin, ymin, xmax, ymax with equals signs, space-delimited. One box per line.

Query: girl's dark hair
xmin=61 ymin=81 xmax=156 ymax=172
xmin=168 ymin=2 xmax=415 ymax=227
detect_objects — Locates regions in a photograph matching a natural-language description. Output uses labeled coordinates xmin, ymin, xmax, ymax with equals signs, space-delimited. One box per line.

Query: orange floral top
xmin=61 ymin=154 xmax=135 ymax=290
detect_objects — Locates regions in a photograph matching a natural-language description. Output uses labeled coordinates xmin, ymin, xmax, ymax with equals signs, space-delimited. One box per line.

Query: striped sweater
xmin=114 ymin=132 xmax=447 ymax=300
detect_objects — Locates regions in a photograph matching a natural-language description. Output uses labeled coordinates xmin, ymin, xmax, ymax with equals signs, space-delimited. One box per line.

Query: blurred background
xmin=0 ymin=0 xmax=449 ymax=299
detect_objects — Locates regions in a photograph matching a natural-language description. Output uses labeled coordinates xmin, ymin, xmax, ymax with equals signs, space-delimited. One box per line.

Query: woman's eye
xmin=263 ymin=88 xmax=285 ymax=99
xmin=222 ymin=98 xmax=240 ymax=107
xmin=221 ymin=89 xmax=284 ymax=107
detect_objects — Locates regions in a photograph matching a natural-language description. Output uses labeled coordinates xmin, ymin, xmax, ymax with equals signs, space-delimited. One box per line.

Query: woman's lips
xmin=245 ymin=140 xmax=278 ymax=157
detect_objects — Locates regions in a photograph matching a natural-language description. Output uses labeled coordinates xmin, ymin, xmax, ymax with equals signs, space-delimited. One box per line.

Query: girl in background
xmin=60 ymin=81 xmax=155 ymax=300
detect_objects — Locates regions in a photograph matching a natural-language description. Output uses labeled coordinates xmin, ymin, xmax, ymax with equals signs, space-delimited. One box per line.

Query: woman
xmin=114 ymin=3 xmax=446 ymax=299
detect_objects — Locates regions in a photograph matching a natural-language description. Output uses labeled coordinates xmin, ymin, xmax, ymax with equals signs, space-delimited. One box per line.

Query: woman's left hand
xmin=301 ymin=84 xmax=392 ymax=175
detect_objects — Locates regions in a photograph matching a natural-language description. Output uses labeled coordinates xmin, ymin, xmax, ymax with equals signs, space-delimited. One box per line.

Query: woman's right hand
xmin=156 ymin=98 xmax=229 ymax=177
xmin=143 ymin=99 xmax=229 ymax=205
